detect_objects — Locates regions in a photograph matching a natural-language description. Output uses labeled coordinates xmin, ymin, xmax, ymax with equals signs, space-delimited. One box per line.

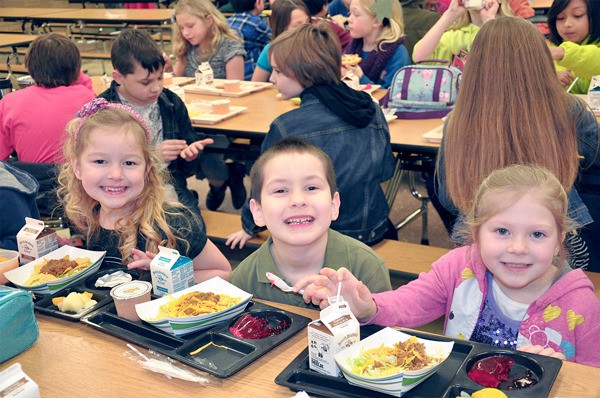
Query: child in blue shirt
xmin=228 ymin=0 xmax=272 ymax=80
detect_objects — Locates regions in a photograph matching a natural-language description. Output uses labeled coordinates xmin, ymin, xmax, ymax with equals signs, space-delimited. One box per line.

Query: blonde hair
xmin=172 ymin=0 xmax=242 ymax=61
xmin=458 ymin=165 xmax=573 ymax=264
xmin=452 ymin=0 xmax=514 ymax=29
xmin=441 ymin=17 xmax=581 ymax=215
xmin=58 ymin=107 xmax=188 ymax=264
xmin=353 ymin=0 xmax=405 ymax=49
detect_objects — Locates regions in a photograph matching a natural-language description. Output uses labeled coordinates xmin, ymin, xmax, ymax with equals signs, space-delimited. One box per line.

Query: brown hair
xmin=58 ymin=106 xmax=190 ymax=264
xmin=25 ymin=33 xmax=81 ymax=88
xmin=270 ymin=0 xmax=310 ymax=38
xmin=458 ymin=164 xmax=573 ymax=264
xmin=250 ymin=136 xmax=337 ymax=203
xmin=441 ymin=17 xmax=581 ymax=214
xmin=269 ymin=23 xmax=341 ymax=87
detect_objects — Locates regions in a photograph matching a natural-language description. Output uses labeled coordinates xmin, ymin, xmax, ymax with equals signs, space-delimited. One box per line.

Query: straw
xmin=336 ymin=281 xmax=342 ymax=302
xmin=566 ymin=77 xmax=579 ymax=93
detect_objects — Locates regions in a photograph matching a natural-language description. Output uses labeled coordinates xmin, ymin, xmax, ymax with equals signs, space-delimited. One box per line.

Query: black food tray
xmin=31 ymin=268 xmax=146 ymax=322
xmin=275 ymin=325 xmax=562 ymax=398
xmin=81 ymin=300 xmax=311 ymax=378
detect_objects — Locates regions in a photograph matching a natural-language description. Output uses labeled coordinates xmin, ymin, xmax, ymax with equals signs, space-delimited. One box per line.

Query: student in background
xmin=433 ymin=17 xmax=600 ymax=271
xmin=547 ymin=0 xmax=600 ymax=94
xmin=300 ymin=165 xmax=600 ymax=367
xmin=230 ymin=136 xmax=392 ymax=307
xmin=227 ymin=0 xmax=272 ymax=80
xmin=0 ymin=161 xmax=40 ymax=251
xmin=172 ymin=0 xmax=248 ymax=211
xmin=329 ymin=0 xmax=351 ymax=19
xmin=99 ymin=29 xmax=212 ymax=220
xmin=342 ymin=0 xmax=411 ymax=88
xmin=302 ymin=0 xmax=351 ymax=49
xmin=412 ymin=0 xmax=513 ymax=65
xmin=399 ymin=0 xmax=441 ymax=58
xmin=227 ymin=24 xmax=397 ymax=249
xmin=58 ymin=98 xmax=231 ymax=281
xmin=172 ymin=0 xmax=246 ymax=79
xmin=0 ymin=33 xmax=95 ymax=164
xmin=251 ymin=0 xmax=311 ymax=82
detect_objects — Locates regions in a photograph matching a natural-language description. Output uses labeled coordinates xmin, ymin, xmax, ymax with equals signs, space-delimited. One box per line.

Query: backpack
xmin=383 ymin=61 xmax=462 ymax=119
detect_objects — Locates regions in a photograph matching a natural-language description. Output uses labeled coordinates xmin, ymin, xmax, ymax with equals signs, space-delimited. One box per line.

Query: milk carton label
xmin=0 ymin=363 xmax=40 ymax=398
xmin=588 ymin=75 xmax=600 ymax=110
xmin=308 ymin=297 xmax=360 ymax=376
xmin=16 ymin=217 xmax=58 ymax=264
xmin=195 ymin=62 xmax=214 ymax=86
xmin=150 ymin=246 xmax=195 ymax=296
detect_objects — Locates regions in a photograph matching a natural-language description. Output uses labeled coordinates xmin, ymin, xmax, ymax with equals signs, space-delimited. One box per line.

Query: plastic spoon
xmin=265 ymin=272 xmax=305 ymax=295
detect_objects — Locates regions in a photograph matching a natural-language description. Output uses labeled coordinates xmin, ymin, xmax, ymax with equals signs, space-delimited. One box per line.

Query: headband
xmin=75 ymin=98 xmax=152 ymax=142
xmin=371 ymin=0 xmax=394 ymax=22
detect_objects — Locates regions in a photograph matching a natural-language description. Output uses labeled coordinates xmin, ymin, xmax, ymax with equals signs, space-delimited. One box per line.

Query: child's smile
xmin=250 ymin=152 xmax=340 ymax=249
xmin=72 ymin=127 xmax=148 ymax=227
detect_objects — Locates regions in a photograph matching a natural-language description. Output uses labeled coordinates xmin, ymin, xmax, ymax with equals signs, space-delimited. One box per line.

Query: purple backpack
xmin=384 ymin=61 xmax=462 ymax=119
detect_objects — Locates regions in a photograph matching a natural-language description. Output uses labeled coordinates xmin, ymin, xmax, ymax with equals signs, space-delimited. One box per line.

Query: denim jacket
xmin=437 ymin=98 xmax=599 ymax=231
xmin=241 ymin=92 xmax=396 ymax=245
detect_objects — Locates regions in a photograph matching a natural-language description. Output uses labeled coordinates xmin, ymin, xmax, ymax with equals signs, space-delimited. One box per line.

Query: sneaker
xmin=206 ymin=183 xmax=227 ymax=211
xmin=228 ymin=162 xmax=247 ymax=209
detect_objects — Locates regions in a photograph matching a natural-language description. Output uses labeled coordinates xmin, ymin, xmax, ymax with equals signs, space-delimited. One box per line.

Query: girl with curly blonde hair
xmin=58 ymin=98 xmax=231 ymax=281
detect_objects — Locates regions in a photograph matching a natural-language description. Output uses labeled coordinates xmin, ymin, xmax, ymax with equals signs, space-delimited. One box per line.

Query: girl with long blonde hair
xmin=172 ymin=0 xmax=245 ymax=79
xmin=342 ymin=0 xmax=410 ymax=88
xmin=58 ymin=98 xmax=231 ymax=281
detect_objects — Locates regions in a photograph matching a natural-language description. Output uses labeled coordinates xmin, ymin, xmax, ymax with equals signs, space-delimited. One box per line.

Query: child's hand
xmin=180 ymin=138 xmax=214 ymax=161
xmin=556 ymin=70 xmax=574 ymax=87
xmin=158 ymin=139 xmax=188 ymax=162
xmin=226 ymin=230 xmax=254 ymax=249
xmin=297 ymin=267 xmax=377 ymax=321
xmin=480 ymin=0 xmax=500 ymax=24
xmin=518 ymin=344 xmax=567 ymax=360
xmin=128 ymin=248 xmax=156 ymax=271
xmin=447 ymin=0 xmax=467 ymax=16
xmin=342 ymin=64 xmax=363 ymax=79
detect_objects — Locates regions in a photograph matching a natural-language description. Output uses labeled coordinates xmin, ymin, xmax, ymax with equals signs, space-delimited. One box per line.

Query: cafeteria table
xmin=2 ymin=299 xmax=599 ymax=397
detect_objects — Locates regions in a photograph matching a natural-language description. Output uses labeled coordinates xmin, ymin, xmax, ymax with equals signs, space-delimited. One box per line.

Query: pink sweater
xmin=0 ymin=81 xmax=95 ymax=163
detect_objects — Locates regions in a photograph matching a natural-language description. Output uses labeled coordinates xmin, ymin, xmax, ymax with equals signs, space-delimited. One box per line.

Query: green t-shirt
xmin=230 ymin=229 xmax=392 ymax=308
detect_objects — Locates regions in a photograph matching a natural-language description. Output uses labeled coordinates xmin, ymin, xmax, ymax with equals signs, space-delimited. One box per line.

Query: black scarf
xmin=301 ymin=83 xmax=376 ymax=128
xmin=345 ymin=38 xmax=403 ymax=84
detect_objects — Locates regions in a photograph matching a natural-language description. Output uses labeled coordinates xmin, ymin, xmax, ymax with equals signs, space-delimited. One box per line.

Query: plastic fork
xmin=265 ymin=272 xmax=305 ymax=295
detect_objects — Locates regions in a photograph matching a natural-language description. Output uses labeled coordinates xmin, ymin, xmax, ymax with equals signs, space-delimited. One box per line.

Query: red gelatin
xmin=468 ymin=355 xmax=515 ymax=388
xmin=230 ymin=313 xmax=290 ymax=340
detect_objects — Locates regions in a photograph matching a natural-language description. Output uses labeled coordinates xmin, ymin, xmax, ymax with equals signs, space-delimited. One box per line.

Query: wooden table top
xmin=0 ymin=8 xmax=74 ymax=20
xmin=0 ymin=33 xmax=35 ymax=49
xmin=2 ymin=299 xmax=599 ymax=397
xmin=25 ymin=8 xmax=173 ymax=24
xmin=186 ymin=85 xmax=443 ymax=153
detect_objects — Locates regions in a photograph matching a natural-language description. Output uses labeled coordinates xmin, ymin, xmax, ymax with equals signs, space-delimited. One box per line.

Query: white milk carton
xmin=195 ymin=62 xmax=214 ymax=86
xmin=341 ymin=71 xmax=360 ymax=90
xmin=308 ymin=296 xmax=360 ymax=376
xmin=588 ymin=75 xmax=600 ymax=111
xmin=16 ymin=217 xmax=58 ymax=264
xmin=0 ymin=363 xmax=40 ymax=398
xmin=149 ymin=246 xmax=195 ymax=296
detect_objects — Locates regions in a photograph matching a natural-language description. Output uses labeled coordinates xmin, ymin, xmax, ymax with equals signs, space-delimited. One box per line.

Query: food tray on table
xmin=31 ymin=268 xmax=146 ymax=322
xmin=183 ymin=79 xmax=273 ymax=97
xmin=275 ymin=325 xmax=562 ymax=398
xmin=187 ymin=105 xmax=248 ymax=125
xmin=81 ymin=300 xmax=311 ymax=378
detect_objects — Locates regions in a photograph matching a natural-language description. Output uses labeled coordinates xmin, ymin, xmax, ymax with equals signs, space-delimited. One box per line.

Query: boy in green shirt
xmin=230 ymin=136 xmax=391 ymax=307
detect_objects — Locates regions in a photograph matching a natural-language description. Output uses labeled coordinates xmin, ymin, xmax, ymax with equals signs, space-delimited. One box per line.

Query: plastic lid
xmin=110 ymin=281 xmax=152 ymax=300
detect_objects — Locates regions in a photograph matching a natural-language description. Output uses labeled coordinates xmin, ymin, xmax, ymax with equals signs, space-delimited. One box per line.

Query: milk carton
xmin=195 ymin=62 xmax=214 ymax=86
xmin=308 ymin=296 xmax=360 ymax=376
xmin=0 ymin=363 xmax=40 ymax=398
xmin=16 ymin=217 xmax=58 ymax=264
xmin=341 ymin=71 xmax=360 ymax=90
xmin=588 ymin=75 xmax=600 ymax=111
xmin=149 ymin=246 xmax=195 ymax=296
